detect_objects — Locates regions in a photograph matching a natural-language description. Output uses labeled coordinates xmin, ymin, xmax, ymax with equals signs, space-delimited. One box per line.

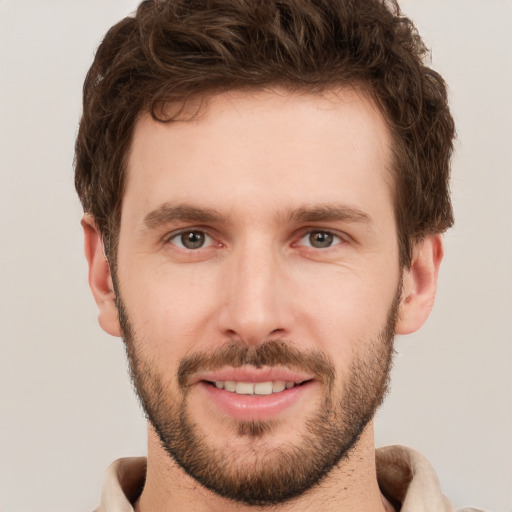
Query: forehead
xmin=123 ymin=87 xmax=394 ymax=224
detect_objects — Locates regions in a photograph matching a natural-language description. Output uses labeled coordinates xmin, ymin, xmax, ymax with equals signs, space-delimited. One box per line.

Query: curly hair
xmin=75 ymin=0 xmax=455 ymax=267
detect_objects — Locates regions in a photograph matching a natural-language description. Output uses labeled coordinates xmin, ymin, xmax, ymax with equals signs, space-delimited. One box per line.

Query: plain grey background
xmin=0 ymin=1 xmax=511 ymax=511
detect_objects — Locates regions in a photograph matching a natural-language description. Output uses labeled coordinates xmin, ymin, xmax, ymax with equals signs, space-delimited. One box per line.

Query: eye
xmin=298 ymin=230 xmax=342 ymax=249
xmin=168 ymin=230 xmax=213 ymax=250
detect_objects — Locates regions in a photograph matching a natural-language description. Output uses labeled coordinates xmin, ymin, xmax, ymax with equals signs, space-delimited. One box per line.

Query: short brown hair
xmin=75 ymin=0 xmax=455 ymax=267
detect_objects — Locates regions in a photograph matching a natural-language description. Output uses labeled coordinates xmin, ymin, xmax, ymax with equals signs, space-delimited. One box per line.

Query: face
xmin=113 ymin=89 xmax=403 ymax=504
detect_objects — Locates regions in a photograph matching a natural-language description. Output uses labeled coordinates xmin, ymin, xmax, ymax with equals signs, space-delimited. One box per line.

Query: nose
xmin=217 ymin=238 xmax=293 ymax=345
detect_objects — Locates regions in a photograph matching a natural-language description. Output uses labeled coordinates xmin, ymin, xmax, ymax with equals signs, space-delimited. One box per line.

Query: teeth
xmin=272 ymin=380 xmax=286 ymax=392
xmin=224 ymin=381 xmax=236 ymax=392
xmin=254 ymin=382 xmax=272 ymax=395
xmin=235 ymin=382 xmax=254 ymax=395
xmin=214 ymin=380 xmax=296 ymax=395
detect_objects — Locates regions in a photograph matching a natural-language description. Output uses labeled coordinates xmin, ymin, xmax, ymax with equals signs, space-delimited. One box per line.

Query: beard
xmin=117 ymin=284 xmax=401 ymax=506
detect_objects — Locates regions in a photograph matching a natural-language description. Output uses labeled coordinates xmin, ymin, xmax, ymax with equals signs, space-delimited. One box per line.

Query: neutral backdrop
xmin=0 ymin=1 xmax=511 ymax=511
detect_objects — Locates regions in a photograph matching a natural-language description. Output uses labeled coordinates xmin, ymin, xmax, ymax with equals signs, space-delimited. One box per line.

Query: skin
xmin=83 ymin=88 xmax=443 ymax=512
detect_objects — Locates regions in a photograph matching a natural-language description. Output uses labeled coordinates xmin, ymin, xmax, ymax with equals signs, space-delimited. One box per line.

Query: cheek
xmin=293 ymin=264 xmax=399 ymax=355
xmin=119 ymin=263 xmax=222 ymax=354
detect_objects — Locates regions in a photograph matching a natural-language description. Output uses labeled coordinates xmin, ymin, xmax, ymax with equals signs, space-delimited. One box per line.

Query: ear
xmin=396 ymin=234 xmax=444 ymax=335
xmin=82 ymin=214 xmax=122 ymax=337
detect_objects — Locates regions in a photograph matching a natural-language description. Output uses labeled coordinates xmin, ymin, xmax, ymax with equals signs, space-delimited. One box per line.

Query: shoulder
xmin=376 ymin=446 xmax=486 ymax=512
xmin=94 ymin=457 xmax=147 ymax=512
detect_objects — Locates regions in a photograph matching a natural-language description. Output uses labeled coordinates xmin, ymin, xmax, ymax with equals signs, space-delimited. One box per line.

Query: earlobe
xmin=82 ymin=214 xmax=122 ymax=337
xmin=396 ymin=234 xmax=444 ymax=335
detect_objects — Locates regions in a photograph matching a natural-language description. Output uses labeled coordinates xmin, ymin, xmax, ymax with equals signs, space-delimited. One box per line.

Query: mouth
xmin=206 ymin=379 xmax=308 ymax=395
xmin=193 ymin=369 xmax=317 ymax=422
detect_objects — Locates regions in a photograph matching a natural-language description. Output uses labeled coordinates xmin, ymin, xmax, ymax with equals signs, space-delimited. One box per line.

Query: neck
xmin=135 ymin=422 xmax=394 ymax=512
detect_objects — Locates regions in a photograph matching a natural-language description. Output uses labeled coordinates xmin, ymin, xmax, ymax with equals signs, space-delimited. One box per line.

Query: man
xmin=74 ymin=1 xmax=482 ymax=510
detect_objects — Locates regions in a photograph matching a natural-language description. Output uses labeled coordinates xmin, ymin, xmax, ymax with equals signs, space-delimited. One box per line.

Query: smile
xmin=198 ymin=374 xmax=316 ymax=421
xmin=212 ymin=380 xmax=298 ymax=395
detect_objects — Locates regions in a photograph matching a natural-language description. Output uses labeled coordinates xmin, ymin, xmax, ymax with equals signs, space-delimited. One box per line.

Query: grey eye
xmin=178 ymin=230 xmax=207 ymax=249
xmin=308 ymin=231 xmax=334 ymax=248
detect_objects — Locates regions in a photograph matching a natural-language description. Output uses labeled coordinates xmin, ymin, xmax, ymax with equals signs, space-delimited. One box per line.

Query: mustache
xmin=177 ymin=339 xmax=335 ymax=389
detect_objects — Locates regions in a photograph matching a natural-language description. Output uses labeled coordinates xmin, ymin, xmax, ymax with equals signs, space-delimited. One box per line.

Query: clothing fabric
xmin=94 ymin=445 xmax=483 ymax=511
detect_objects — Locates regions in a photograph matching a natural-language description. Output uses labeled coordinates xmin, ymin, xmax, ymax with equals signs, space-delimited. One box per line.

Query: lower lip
xmin=199 ymin=381 xmax=315 ymax=422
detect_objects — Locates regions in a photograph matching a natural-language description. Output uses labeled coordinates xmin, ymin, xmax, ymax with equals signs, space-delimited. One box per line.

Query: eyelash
xmin=295 ymin=230 xmax=345 ymax=249
xmin=165 ymin=228 xmax=347 ymax=251
xmin=166 ymin=229 xmax=216 ymax=250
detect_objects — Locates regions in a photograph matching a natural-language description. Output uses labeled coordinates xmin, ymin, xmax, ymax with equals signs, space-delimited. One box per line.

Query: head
xmin=75 ymin=0 xmax=454 ymax=269
xmin=76 ymin=0 xmax=454 ymax=506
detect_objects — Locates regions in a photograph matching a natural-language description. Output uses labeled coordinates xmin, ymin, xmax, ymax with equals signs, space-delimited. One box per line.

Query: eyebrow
xmin=142 ymin=202 xmax=373 ymax=230
xmin=143 ymin=203 xmax=230 ymax=229
xmin=284 ymin=204 xmax=373 ymax=226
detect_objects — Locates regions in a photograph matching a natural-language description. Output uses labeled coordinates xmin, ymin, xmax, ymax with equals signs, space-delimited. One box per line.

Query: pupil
xmin=182 ymin=231 xmax=205 ymax=249
xmin=310 ymin=231 xmax=333 ymax=248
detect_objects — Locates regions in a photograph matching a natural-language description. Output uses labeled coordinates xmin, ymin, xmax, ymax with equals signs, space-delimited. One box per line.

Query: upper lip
xmin=189 ymin=366 xmax=315 ymax=385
